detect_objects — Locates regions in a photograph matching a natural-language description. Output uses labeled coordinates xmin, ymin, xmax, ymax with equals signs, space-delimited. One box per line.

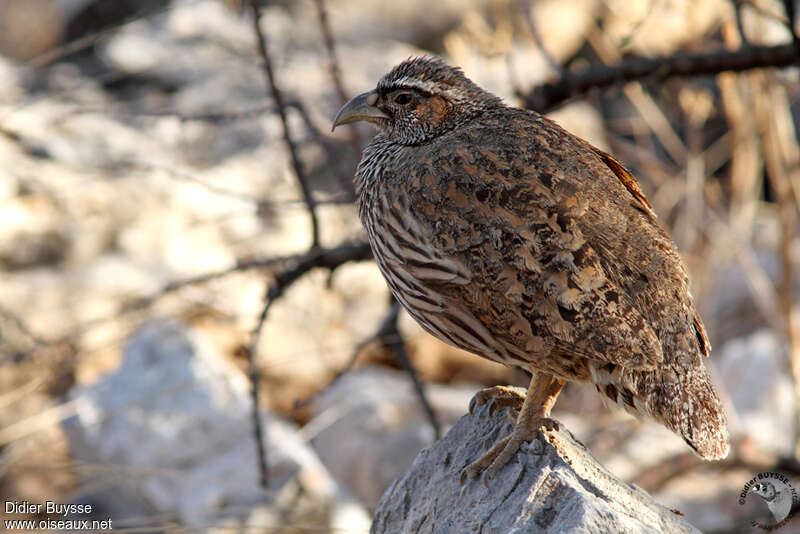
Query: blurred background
xmin=0 ymin=0 xmax=799 ymax=532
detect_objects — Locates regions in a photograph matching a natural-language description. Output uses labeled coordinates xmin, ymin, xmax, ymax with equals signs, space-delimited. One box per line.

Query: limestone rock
xmin=716 ymin=329 xmax=795 ymax=456
xmin=309 ymin=367 xmax=476 ymax=510
xmin=371 ymin=395 xmax=701 ymax=534
xmin=63 ymin=319 xmax=370 ymax=532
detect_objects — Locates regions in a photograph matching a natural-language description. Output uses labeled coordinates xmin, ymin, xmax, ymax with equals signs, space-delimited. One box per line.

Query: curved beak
xmin=332 ymin=91 xmax=388 ymax=132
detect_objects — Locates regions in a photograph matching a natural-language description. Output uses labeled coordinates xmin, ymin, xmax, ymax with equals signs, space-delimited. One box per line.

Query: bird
xmin=750 ymin=481 xmax=793 ymax=523
xmin=332 ymin=56 xmax=729 ymax=480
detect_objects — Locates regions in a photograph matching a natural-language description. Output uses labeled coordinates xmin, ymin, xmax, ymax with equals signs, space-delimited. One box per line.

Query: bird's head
xmin=332 ymin=56 xmax=502 ymax=145
xmin=750 ymin=482 xmax=777 ymax=501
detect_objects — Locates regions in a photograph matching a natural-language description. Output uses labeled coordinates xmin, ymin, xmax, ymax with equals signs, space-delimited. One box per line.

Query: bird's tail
xmin=659 ymin=365 xmax=730 ymax=460
xmin=593 ymin=362 xmax=730 ymax=460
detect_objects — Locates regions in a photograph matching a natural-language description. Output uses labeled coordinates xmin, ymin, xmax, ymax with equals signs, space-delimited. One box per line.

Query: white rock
xmin=716 ymin=329 xmax=795 ymax=456
xmin=372 ymin=393 xmax=702 ymax=533
xmin=308 ymin=367 xmax=476 ymax=510
xmin=63 ymin=320 xmax=370 ymax=530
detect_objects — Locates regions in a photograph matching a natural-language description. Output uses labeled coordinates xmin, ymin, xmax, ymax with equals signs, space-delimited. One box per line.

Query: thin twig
xmin=3 ymin=240 xmax=370 ymax=370
xmin=379 ymin=299 xmax=441 ymax=440
xmin=69 ymin=98 xmax=328 ymax=141
xmin=630 ymin=449 xmax=706 ymax=491
xmin=781 ymin=0 xmax=799 ymax=48
xmin=634 ymin=435 xmax=800 ymax=493
xmin=25 ymin=1 xmax=181 ymax=68
xmin=739 ymin=0 xmax=790 ymax=25
xmin=731 ymin=0 xmax=751 ymax=45
xmin=127 ymin=161 xmax=260 ymax=202
xmin=294 ymin=314 xmax=404 ymax=410
xmin=313 ymin=0 xmax=360 ymax=200
xmin=248 ymin=323 xmax=270 ymax=488
xmin=522 ymin=43 xmax=800 ymax=112
xmin=295 ymin=297 xmax=441 ymax=439
xmin=248 ymin=0 xmax=321 ymax=248
xmin=520 ymin=0 xmax=563 ymax=75
xmin=64 ymin=103 xmax=276 ymax=124
xmin=104 ymin=254 xmax=293 ymax=323
xmin=0 ymin=304 xmax=50 ymax=348
xmin=1 ymin=251 xmax=309 ymax=368
xmin=313 ymin=0 xmax=349 ymax=108
xmin=124 ymin=160 xmax=350 ymax=208
xmin=246 ymin=241 xmax=373 ymax=487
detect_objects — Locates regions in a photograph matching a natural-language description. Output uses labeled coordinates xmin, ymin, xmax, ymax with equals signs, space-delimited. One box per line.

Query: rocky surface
xmin=372 ymin=395 xmax=700 ymax=534
xmin=309 ymin=367 xmax=476 ymax=510
xmin=717 ymin=329 xmax=794 ymax=456
xmin=62 ymin=319 xmax=370 ymax=532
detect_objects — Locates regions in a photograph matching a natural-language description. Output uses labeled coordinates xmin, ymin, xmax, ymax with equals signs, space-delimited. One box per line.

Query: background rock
xmin=716 ymin=329 xmax=795 ymax=456
xmin=308 ymin=367 xmax=476 ymax=510
xmin=62 ymin=319 xmax=370 ymax=532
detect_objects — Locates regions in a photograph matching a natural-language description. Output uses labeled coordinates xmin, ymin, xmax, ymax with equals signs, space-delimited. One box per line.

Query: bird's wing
xmin=396 ymin=113 xmax=665 ymax=370
xmin=590 ymin=146 xmax=656 ymax=218
xmin=593 ymin=145 xmax=712 ymax=359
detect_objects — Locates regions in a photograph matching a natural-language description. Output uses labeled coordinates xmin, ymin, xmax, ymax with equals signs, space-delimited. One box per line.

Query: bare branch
xmin=66 ymin=103 xmax=276 ymax=124
xmin=522 ymin=43 xmax=800 ymax=112
xmin=4 ymin=253 xmax=301 ymax=368
xmin=69 ymin=97 xmax=328 ymax=142
xmin=294 ymin=304 xmax=403 ymax=410
xmin=128 ymin=161 xmax=260 ymax=202
xmin=520 ymin=0 xmax=563 ymax=75
xmin=295 ymin=297 xmax=441 ymax=439
xmin=26 ymin=2 xmax=176 ymax=68
xmin=730 ymin=0 xmax=751 ymax=45
xmin=123 ymin=160 xmax=351 ymax=208
xmin=246 ymin=240 xmax=372 ymax=487
xmin=136 ymin=254 xmax=291 ymax=307
xmin=738 ymin=0 xmax=790 ymax=25
xmin=781 ymin=0 xmax=798 ymax=47
xmin=379 ymin=299 xmax=441 ymax=440
xmin=313 ymin=0 xmax=360 ymax=199
xmin=313 ymin=0 xmax=349 ymax=107
xmin=248 ymin=0 xmax=321 ymax=248
xmin=0 ymin=304 xmax=50 ymax=349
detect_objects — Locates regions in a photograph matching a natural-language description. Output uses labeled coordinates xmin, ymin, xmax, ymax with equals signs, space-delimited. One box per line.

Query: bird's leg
xmin=465 ymin=372 xmax=564 ymax=481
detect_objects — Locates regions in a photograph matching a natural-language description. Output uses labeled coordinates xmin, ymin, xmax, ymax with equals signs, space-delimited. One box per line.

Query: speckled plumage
xmin=339 ymin=57 xmax=729 ymax=472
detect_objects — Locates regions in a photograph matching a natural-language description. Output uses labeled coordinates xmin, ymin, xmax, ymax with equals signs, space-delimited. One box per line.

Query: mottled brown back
xmin=353 ymin=57 xmax=728 ymax=460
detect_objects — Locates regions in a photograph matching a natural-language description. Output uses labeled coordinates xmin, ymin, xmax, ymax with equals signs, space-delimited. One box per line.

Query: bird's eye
xmin=394 ymin=92 xmax=413 ymax=105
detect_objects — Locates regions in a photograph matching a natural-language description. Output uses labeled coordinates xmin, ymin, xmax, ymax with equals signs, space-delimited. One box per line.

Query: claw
xmin=465 ymin=434 xmax=511 ymax=479
xmin=465 ymin=375 xmax=565 ymax=481
xmin=469 ymin=385 xmax=527 ymax=416
xmin=464 ymin=419 xmax=561 ymax=481
xmin=468 ymin=395 xmax=478 ymax=415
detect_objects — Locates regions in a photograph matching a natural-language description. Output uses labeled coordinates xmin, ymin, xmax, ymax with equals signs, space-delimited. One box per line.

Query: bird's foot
xmin=468 ymin=385 xmax=528 ymax=416
xmin=463 ymin=415 xmax=560 ymax=482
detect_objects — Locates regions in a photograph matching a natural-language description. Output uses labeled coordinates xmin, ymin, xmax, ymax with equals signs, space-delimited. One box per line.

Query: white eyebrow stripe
xmin=381 ymin=78 xmax=436 ymax=93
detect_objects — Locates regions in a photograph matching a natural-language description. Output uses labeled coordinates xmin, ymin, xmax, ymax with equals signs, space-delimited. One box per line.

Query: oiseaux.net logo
xmin=739 ymin=471 xmax=799 ymax=530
